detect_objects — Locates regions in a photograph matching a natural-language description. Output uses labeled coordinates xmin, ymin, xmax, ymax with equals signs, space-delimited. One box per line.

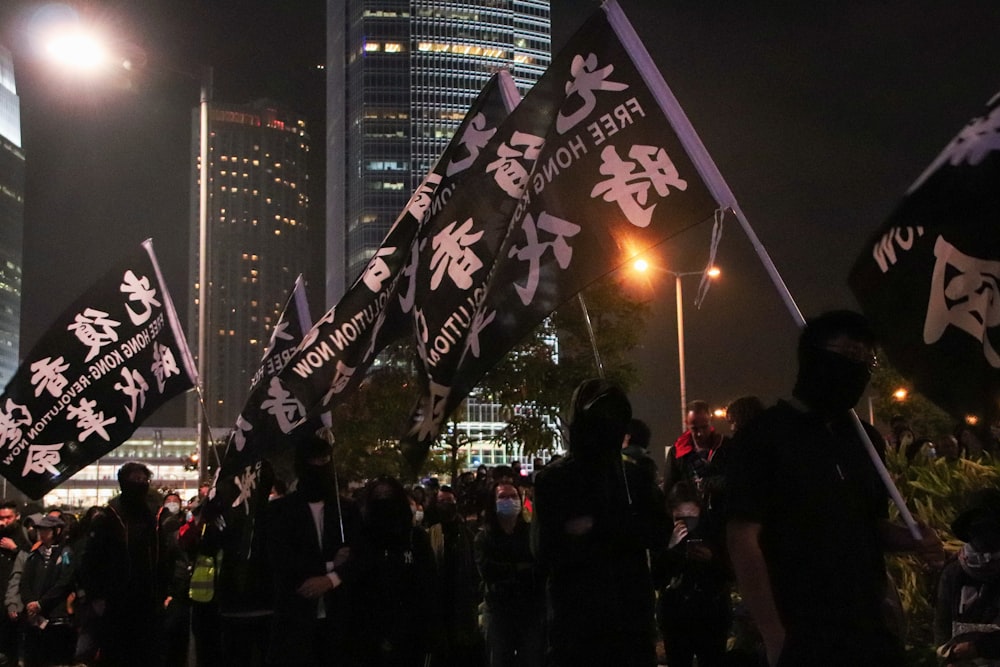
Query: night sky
xmin=4 ymin=0 xmax=1000 ymax=450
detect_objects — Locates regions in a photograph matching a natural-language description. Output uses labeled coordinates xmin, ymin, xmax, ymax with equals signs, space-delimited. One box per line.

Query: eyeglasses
xmin=816 ymin=343 xmax=878 ymax=371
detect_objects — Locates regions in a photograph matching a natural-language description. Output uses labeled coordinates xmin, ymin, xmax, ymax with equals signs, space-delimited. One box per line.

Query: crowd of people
xmin=1 ymin=309 xmax=999 ymax=666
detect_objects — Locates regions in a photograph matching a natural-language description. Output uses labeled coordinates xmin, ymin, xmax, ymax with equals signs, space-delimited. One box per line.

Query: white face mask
xmin=413 ymin=509 xmax=424 ymax=525
xmin=164 ymin=502 xmax=180 ymax=515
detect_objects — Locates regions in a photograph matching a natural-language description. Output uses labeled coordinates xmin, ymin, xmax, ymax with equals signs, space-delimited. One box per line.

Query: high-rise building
xmin=0 ymin=44 xmax=24 ymax=390
xmin=326 ymin=0 xmax=551 ymax=302
xmin=188 ymin=99 xmax=312 ymax=429
xmin=325 ymin=1 xmax=553 ymax=470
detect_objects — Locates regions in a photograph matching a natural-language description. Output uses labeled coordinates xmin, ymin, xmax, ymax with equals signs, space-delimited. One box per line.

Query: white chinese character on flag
xmin=120 ymin=270 xmax=162 ymax=326
xmin=67 ymin=398 xmax=116 ymax=442
xmin=29 ymin=356 xmax=70 ymax=398
xmin=430 ymin=219 xmax=484 ymax=290
xmin=591 ymin=144 xmax=687 ymax=228
xmin=260 ymin=377 xmax=305 ymax=433
xmin=556 ymin=53 xmax=628 ymax=134
xmin=0 ymin=400 xmax=31 ymax=451
xmin=362 ymin=247 xmax=396 ymax=292
xmin=486 ymin=132 xmax=545 ymax=197
xmin=447 ymin=113 xmax=497 ymax=176
xmin=68 ymin=308 xmax=122 ymax=362
xmin=508 ymin=212 xmax=582 ymax=305
xmin=114 ymin=367 xmax=149 ymax=422
xmin=151 ymin=342 xmax=181 ymax=393
xmin=21 ymin=443 xmax=63 ymax=477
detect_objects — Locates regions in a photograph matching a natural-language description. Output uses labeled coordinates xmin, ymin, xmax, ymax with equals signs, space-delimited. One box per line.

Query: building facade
xmin=0 ymin=45 xmax=24 ymax=390
xmin=326 ymin=0 xmax=551 ymax=301
xmin=188 ymin=100 xmax=313 ymax=429
xmin=325 ymin=1 xmax=553 ymax=467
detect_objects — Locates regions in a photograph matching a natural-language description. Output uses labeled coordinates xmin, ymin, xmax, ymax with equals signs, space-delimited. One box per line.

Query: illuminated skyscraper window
xmin=326 ymin=0 xmax=551 ymax=301
xmin=187 ymin=100 xmax=311 ymax=428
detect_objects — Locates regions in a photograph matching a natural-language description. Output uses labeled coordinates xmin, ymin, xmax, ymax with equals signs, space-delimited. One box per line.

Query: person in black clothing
xmin=475 ymin=481 xmax=545 ymax=667
xmin=726 ymin=310 xmax=943 ymax=667
xmin=935 ymin=489 xmax=1000 ymax=664
xmin=354 ymin=476 xmax=435 ymax=667
xmin=428 ymin=485 xmax=483 ymax=666
xmin=265 ymin=433 xmax=360 ymax=667
xmin=80 ymin=461 xmax=165 ymax=667
xmin=654 ymin=482 xmax=730 ymax=667
xmin=532 ymin=378 xmax=669 ymax=667
xmin=0 ymin=501 xmax=29 ymax=666
xmin=5 ymin=515 xmax=76 ymax=667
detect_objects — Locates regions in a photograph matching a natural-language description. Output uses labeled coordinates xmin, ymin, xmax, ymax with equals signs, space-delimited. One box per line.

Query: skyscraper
xmin=0 ymin=44 xmax=24 ymax=390
xmin=188 ymin=99 xmax=312 ymax=429
xmin=326 ymin=0 xmax=551 ymax=302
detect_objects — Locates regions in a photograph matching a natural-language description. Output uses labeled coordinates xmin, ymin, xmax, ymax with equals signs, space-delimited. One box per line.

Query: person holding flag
xmin=726 ymin=311 xmax=944 ymax=667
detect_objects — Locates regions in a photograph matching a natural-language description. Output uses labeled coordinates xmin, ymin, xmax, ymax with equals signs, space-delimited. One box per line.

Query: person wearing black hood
xmin=531 ymin=378 xmax=669 ymax=667
xmin=353 ymin=476 xmax=435 ymax=666
xmin=726 ymin=310 xmax=943 ymax=667
xmin=935 ymin=489 xmax=1000 ymax=664
xmin=79 ymin=461 xmax=164 ymax=666
xmin=264 ymin=432 xmax=361 ymax=667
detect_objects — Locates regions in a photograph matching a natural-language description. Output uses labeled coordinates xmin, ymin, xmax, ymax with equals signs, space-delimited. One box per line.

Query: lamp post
xmin=634 ymin=259 xmax=720 ymax=428
xmin=38 ymin=24 xmax=214 ymax=480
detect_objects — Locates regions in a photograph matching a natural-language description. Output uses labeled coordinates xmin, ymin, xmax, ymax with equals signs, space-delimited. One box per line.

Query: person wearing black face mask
xmin=78 ymin=461 xmax=164 ymax=666
xmin=353 ymin=477 xmax=435 ymax=667
xmin=265 ymin=432 xmax=361 ymax=667
xmin=726 ymin=311 xmax=943 ymax=667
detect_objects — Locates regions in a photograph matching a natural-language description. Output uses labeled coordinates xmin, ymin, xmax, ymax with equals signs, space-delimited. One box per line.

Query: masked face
xmin=298 ymin=464 xmax=336 ymax=502
xmin=960 ymin=542 xmax=1000 ymax=581
xmin=795 ymin=336 xmax=874 ymax=415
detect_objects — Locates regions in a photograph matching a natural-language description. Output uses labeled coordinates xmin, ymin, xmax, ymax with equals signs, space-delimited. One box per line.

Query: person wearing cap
xmin=5 ymin=514 xmax=75 ymax=667
xmin=265 ymin=431 xmax=362 ymax=667
xmin=532 ymin=378 xmax=669 ymax=667
xmin=0 ymin=500 xmax=30 ymax=665
xmin=935 ymin=489 xmax=1000 ymax=664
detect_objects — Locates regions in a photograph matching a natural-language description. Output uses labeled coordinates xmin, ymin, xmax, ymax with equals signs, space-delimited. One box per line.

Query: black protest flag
xmin=399 ymin=0 xmax=720 ymax=468
xmin=849 ymin=89 xmax=1000 ymax=422
xmin=0 ymin=239 xmax=196 ymax=499
xmin=213 ymin=274 xmax=313 ymax=514
xmin=277 ymin=71 xmax=520 ymax=418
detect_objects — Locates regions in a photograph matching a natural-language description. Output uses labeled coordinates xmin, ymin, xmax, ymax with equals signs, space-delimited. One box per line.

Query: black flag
xmin=0 ymin=239 xmax=196 ymax=499
xmin=399 ymin=0 xmax=720 ymax=468
xmin=850 ymin=89 xmax=1000 ymax=422
xmin=278 ymin=71 xmax=520 ymax=419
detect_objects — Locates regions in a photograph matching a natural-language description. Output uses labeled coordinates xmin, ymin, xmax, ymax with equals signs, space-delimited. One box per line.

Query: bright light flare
xmin=633 ymin=258 xmax=649 ymax=273
xmin=892 ymin=388 xmax=908 ymax=401
xmin=40 ymin=25 xmax=112 ymax=74
xmin=706 ymin=266 xmax=721 ymax=278
xmin=966 ymin=415 xmax=980 ymax=426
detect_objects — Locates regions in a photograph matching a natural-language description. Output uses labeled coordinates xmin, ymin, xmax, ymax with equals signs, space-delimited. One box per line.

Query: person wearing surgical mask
xmin=727 ymin=311 xmax=944 ymax=667
xmin=936 ymin=489 xmax=1000 ymax=665
xmin=475 ymin=482 xmax=544 ymax=667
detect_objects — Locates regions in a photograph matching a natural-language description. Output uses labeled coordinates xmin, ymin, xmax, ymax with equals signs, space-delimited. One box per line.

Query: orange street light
xmin=892 ymin=388 xmax=908 ymax=401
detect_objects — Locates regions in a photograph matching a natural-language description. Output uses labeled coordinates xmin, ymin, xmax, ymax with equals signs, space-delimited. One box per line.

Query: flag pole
xmin=604 ymin=0 xmax=920 ymax=540
xmin=577 ymin=294 xmax=604 ymax=378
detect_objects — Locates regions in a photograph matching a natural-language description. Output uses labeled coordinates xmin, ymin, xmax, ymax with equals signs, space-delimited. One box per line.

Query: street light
xmin=632 ymin=258 xmax=720 ymax=427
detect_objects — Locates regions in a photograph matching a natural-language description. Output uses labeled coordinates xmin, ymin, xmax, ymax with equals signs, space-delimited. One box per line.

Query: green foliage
xmin=327 ymin=342 xmax=449 ymax=483
xmin=869 ymin=358 xmax=953 ymax=440
xmin=884 ymin=445 xmax=1000 ymax=662
xmin=478 ymin=272 xmax=650 ymax=458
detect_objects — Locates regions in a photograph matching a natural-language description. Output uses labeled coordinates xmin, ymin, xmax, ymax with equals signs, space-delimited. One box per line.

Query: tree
xmin=478 ymin=271 xmax=650 ymax=459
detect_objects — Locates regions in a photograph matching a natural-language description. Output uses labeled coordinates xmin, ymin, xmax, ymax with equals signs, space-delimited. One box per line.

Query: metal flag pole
xmin=605 ymin=0 xmax=921 ymax=540
xmin=577 ymin=293 xmax=604 ymax=379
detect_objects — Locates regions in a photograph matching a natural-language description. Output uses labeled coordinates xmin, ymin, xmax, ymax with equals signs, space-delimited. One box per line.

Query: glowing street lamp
xmin=892 ymin=388 xmax=908 ymax=401
xmin=39 ymin=26 xmax=112 ymax=74
xmin=631 ymin=255 xmax=720 ymax=427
